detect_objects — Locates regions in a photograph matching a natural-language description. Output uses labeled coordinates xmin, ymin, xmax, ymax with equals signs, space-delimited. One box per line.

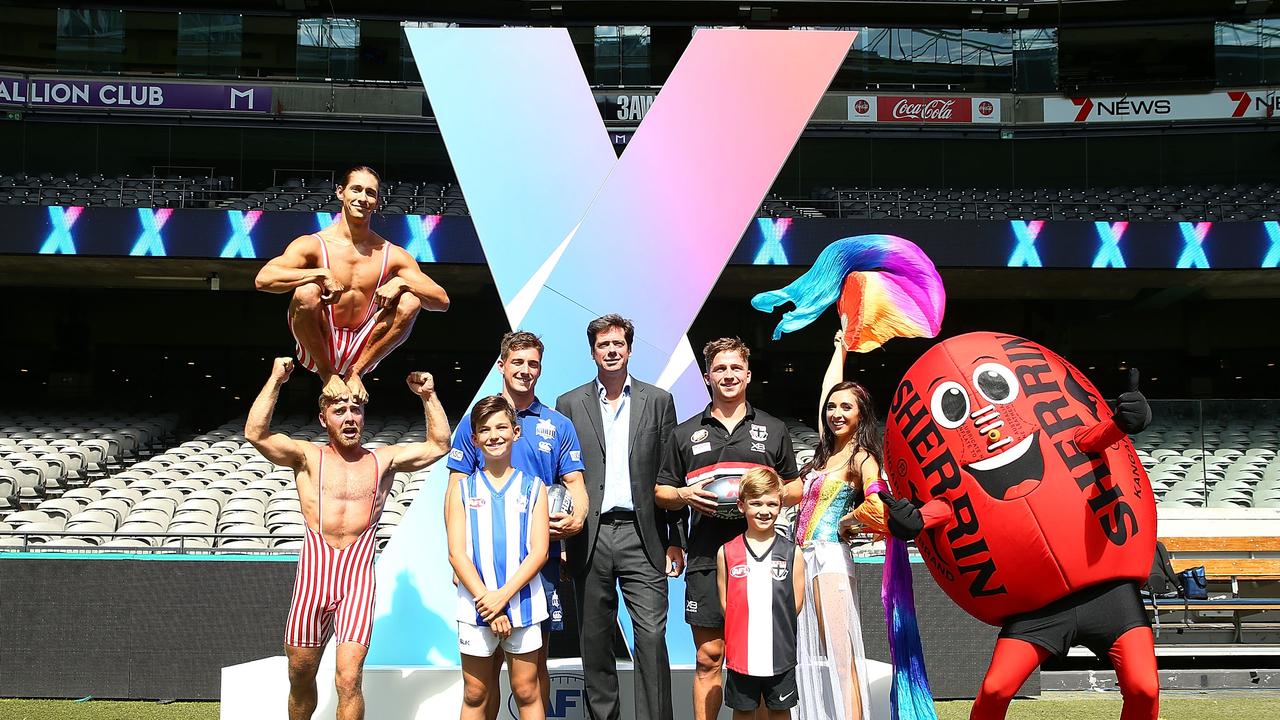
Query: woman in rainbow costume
xmin=754 ymin=234 xmax=944 ymax=720
xmin=785 ymin=331 xmax=878 ymax=720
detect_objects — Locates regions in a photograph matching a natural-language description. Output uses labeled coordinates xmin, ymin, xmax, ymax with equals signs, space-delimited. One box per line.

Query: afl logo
xmin=691 ymin=428 xmax=709 ymax=443
xmin=509 ymin=671 xmax=585 ymax=719
xmin=978 ymin=100 xmax=994 ymax=117
xmin=853 ymin=98 xmax=870 ymax=115
xmin=730 ymin=564 xmax=749 ymax=578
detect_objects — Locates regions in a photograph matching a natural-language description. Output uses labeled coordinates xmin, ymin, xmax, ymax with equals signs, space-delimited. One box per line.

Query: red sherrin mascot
xmin=878 ymin=332 xmax=1159 ymax=720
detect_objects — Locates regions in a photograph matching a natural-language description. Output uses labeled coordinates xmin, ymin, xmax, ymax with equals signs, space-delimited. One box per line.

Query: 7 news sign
xmin=1044 ymin=89 xmax=1279 ymax=123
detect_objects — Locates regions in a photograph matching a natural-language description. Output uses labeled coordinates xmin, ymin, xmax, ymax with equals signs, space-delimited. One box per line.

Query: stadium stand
xmin=1134 ymin=417 xmax=1280 ymax=509
xmin=808 ymin=185 xmax=1280 ymax=221
xmin=7 ymin=411 xmax=1274 ymax=550
xmin=777 ymin=417 xmax=1271 ymax=508
xmin=0 ymin=173 xmax=465 ymax=216
xmin=5 ymin=171 xmax=1280 ymax=221
xmin=0 ymin=414 xmax=817 ymax=552
xmin=0 ymin=414 xmax=431 ymax=553
xmin=0 ymin=414 xmax=173 ymax=513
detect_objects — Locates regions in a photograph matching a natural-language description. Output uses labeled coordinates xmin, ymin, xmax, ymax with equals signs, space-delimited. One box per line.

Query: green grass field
xmin=0 ymin=693 xmax=1274 ymax=719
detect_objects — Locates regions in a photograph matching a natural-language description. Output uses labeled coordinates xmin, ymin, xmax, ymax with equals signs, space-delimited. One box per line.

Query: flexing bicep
xmin=387 ymin=438 xmax=449 ymax=474
xmin=251 ymin=433 xmax=308 ymax=470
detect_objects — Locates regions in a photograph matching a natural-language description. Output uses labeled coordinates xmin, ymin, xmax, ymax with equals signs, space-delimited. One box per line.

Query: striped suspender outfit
xmin=284 ymin=446 xmax=384 ymax=647
xmin=290 ymin=234 xmax=393 ymax=377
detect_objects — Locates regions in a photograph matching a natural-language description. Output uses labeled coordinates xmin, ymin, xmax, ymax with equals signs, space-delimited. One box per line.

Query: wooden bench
xmin=1145 ymin=537 xmax=1280 ymax=641
xmin=1162 ymin=536 xmax=1280 ymax=591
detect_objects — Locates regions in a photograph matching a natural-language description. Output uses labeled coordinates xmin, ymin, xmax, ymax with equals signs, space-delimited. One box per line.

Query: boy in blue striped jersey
xmin=446 ymin=395 xmax=550 ymax=720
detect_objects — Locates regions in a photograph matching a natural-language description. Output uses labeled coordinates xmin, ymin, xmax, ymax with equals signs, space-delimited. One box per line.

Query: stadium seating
xmin=0 ymin=414 xmax=432 ymax=554
xmin=781 ymin=412 xmax=1280 ymax=510
xmin=5 ymin=171 xmax=1279 ymax=221
xmin=809 ymin=184 xmax=1280 ymax=221
xmin=2 ymin=407 xmax=1276 ymax=554
xmin=0 ymin=414 xmax=173 ymax=510
xmin=0 ymin=172 xmax=463 ymax=216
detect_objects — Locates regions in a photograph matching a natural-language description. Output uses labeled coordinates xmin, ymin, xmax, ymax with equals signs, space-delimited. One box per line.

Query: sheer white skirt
xmin=792 ymin=540 xmax=873 ymax=720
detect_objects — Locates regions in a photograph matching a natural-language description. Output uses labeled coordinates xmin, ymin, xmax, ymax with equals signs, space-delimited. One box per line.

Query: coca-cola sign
xmin=846 ymin=95 xmax=1000 ymax=123
xmin=882 ymin=95 xmax=970 ymax=122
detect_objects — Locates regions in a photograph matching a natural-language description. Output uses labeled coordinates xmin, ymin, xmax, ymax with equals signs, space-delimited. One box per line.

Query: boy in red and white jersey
xmin=716 ymin=467 xmax=806 ymax=719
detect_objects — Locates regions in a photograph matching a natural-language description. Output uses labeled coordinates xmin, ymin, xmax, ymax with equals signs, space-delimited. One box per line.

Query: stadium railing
xmin=7 ymin=172 xmax=1280 ymax=221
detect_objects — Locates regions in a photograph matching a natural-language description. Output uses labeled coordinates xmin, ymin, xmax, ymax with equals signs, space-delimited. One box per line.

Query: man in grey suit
xmin=556 ymin=314 xmax=684 ymax=720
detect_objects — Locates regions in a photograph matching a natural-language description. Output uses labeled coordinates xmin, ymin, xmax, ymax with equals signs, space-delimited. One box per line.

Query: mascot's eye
xmin=972 ymin=363 xmax=1019 ymax=404
xmin=930 ymin=382 xmax=970 ymax=429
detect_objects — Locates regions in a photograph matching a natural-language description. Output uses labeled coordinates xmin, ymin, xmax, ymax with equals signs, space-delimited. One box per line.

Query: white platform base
xmin=222 ymin=651 xmax=893 ymax=720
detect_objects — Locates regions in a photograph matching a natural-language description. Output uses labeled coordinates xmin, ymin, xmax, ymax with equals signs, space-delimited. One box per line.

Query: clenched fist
xmin=406 ymin=371 xmax=435 ymax=398
xmin=271 ymin=357 xmax=295 ymax=382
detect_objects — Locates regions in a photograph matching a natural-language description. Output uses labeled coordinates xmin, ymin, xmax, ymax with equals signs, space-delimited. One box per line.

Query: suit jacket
xmin=556 ymin=377 xmax=682 ymax=576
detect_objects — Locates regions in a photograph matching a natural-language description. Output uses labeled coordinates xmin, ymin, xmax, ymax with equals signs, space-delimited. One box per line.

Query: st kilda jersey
xmin=658 ymin=404 xmax=798 ymax=571
xmin=723 ymin=533 xmax=798 ymax=676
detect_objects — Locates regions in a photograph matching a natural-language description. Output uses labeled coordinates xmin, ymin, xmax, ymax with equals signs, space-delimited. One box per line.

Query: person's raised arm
xmin=244 ymin=358 xmax=309 ymax=470
xmin=373 ymin=248 xmax=450 ymax=311
xmin=386 ymin=372 xmax=451 ymax=473
xmin=254 ymin=235 xmax=343 ymax=297
xmin=818 ymin=329 xmax=848 ymax=442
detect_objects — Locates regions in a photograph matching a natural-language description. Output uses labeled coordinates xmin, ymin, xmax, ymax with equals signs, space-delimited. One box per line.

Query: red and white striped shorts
xmin=289 ymin=307 xmax=390 ymax=379
xmin=284 ymin=524 xmax=379 ymax=648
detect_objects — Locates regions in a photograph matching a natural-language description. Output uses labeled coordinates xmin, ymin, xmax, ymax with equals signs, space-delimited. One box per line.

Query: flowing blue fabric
xmin=867 ymin=480 xmax=938 ymax=720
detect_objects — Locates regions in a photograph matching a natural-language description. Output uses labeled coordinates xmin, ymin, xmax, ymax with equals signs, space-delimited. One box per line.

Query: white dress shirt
xmin=596 ymin=375 xmax=633 ymax=512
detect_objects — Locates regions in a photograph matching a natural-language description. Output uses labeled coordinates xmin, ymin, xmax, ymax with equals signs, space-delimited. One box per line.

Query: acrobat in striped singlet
xmin=456 ymin=469 xmax=549 ymax=629
xmin=289 ymin=234 xmax=406 ymax=377
xmin=284 ymin=446 xmax=384 ymax=648
xmin=723 ymin=534 xmax=798 ymax=677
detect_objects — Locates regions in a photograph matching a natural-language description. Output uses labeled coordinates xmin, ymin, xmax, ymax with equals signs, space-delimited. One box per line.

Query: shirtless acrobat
xmin=246 ymin=357 xmax=450 ymax=720
xmin=255 ymin=166 xmax=450 ymax=404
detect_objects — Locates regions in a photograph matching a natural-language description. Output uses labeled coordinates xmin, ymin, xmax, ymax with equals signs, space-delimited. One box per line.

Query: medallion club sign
xmin=0 ymin=75 xmax=272 ymax=113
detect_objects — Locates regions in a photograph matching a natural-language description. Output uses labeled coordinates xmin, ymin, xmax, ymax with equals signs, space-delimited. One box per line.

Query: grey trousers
xmin=574 ymin=520 xmax=673 ymax=720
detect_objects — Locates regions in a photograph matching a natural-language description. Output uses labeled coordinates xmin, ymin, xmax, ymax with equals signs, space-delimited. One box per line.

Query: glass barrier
xmin=1215 ymin=19 xmax=1280 ymax=88
xmin=1134 ymin=399 xmax=1280 ymax=510
xmin=13 ymin=14 xmax=1280 ymax=97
